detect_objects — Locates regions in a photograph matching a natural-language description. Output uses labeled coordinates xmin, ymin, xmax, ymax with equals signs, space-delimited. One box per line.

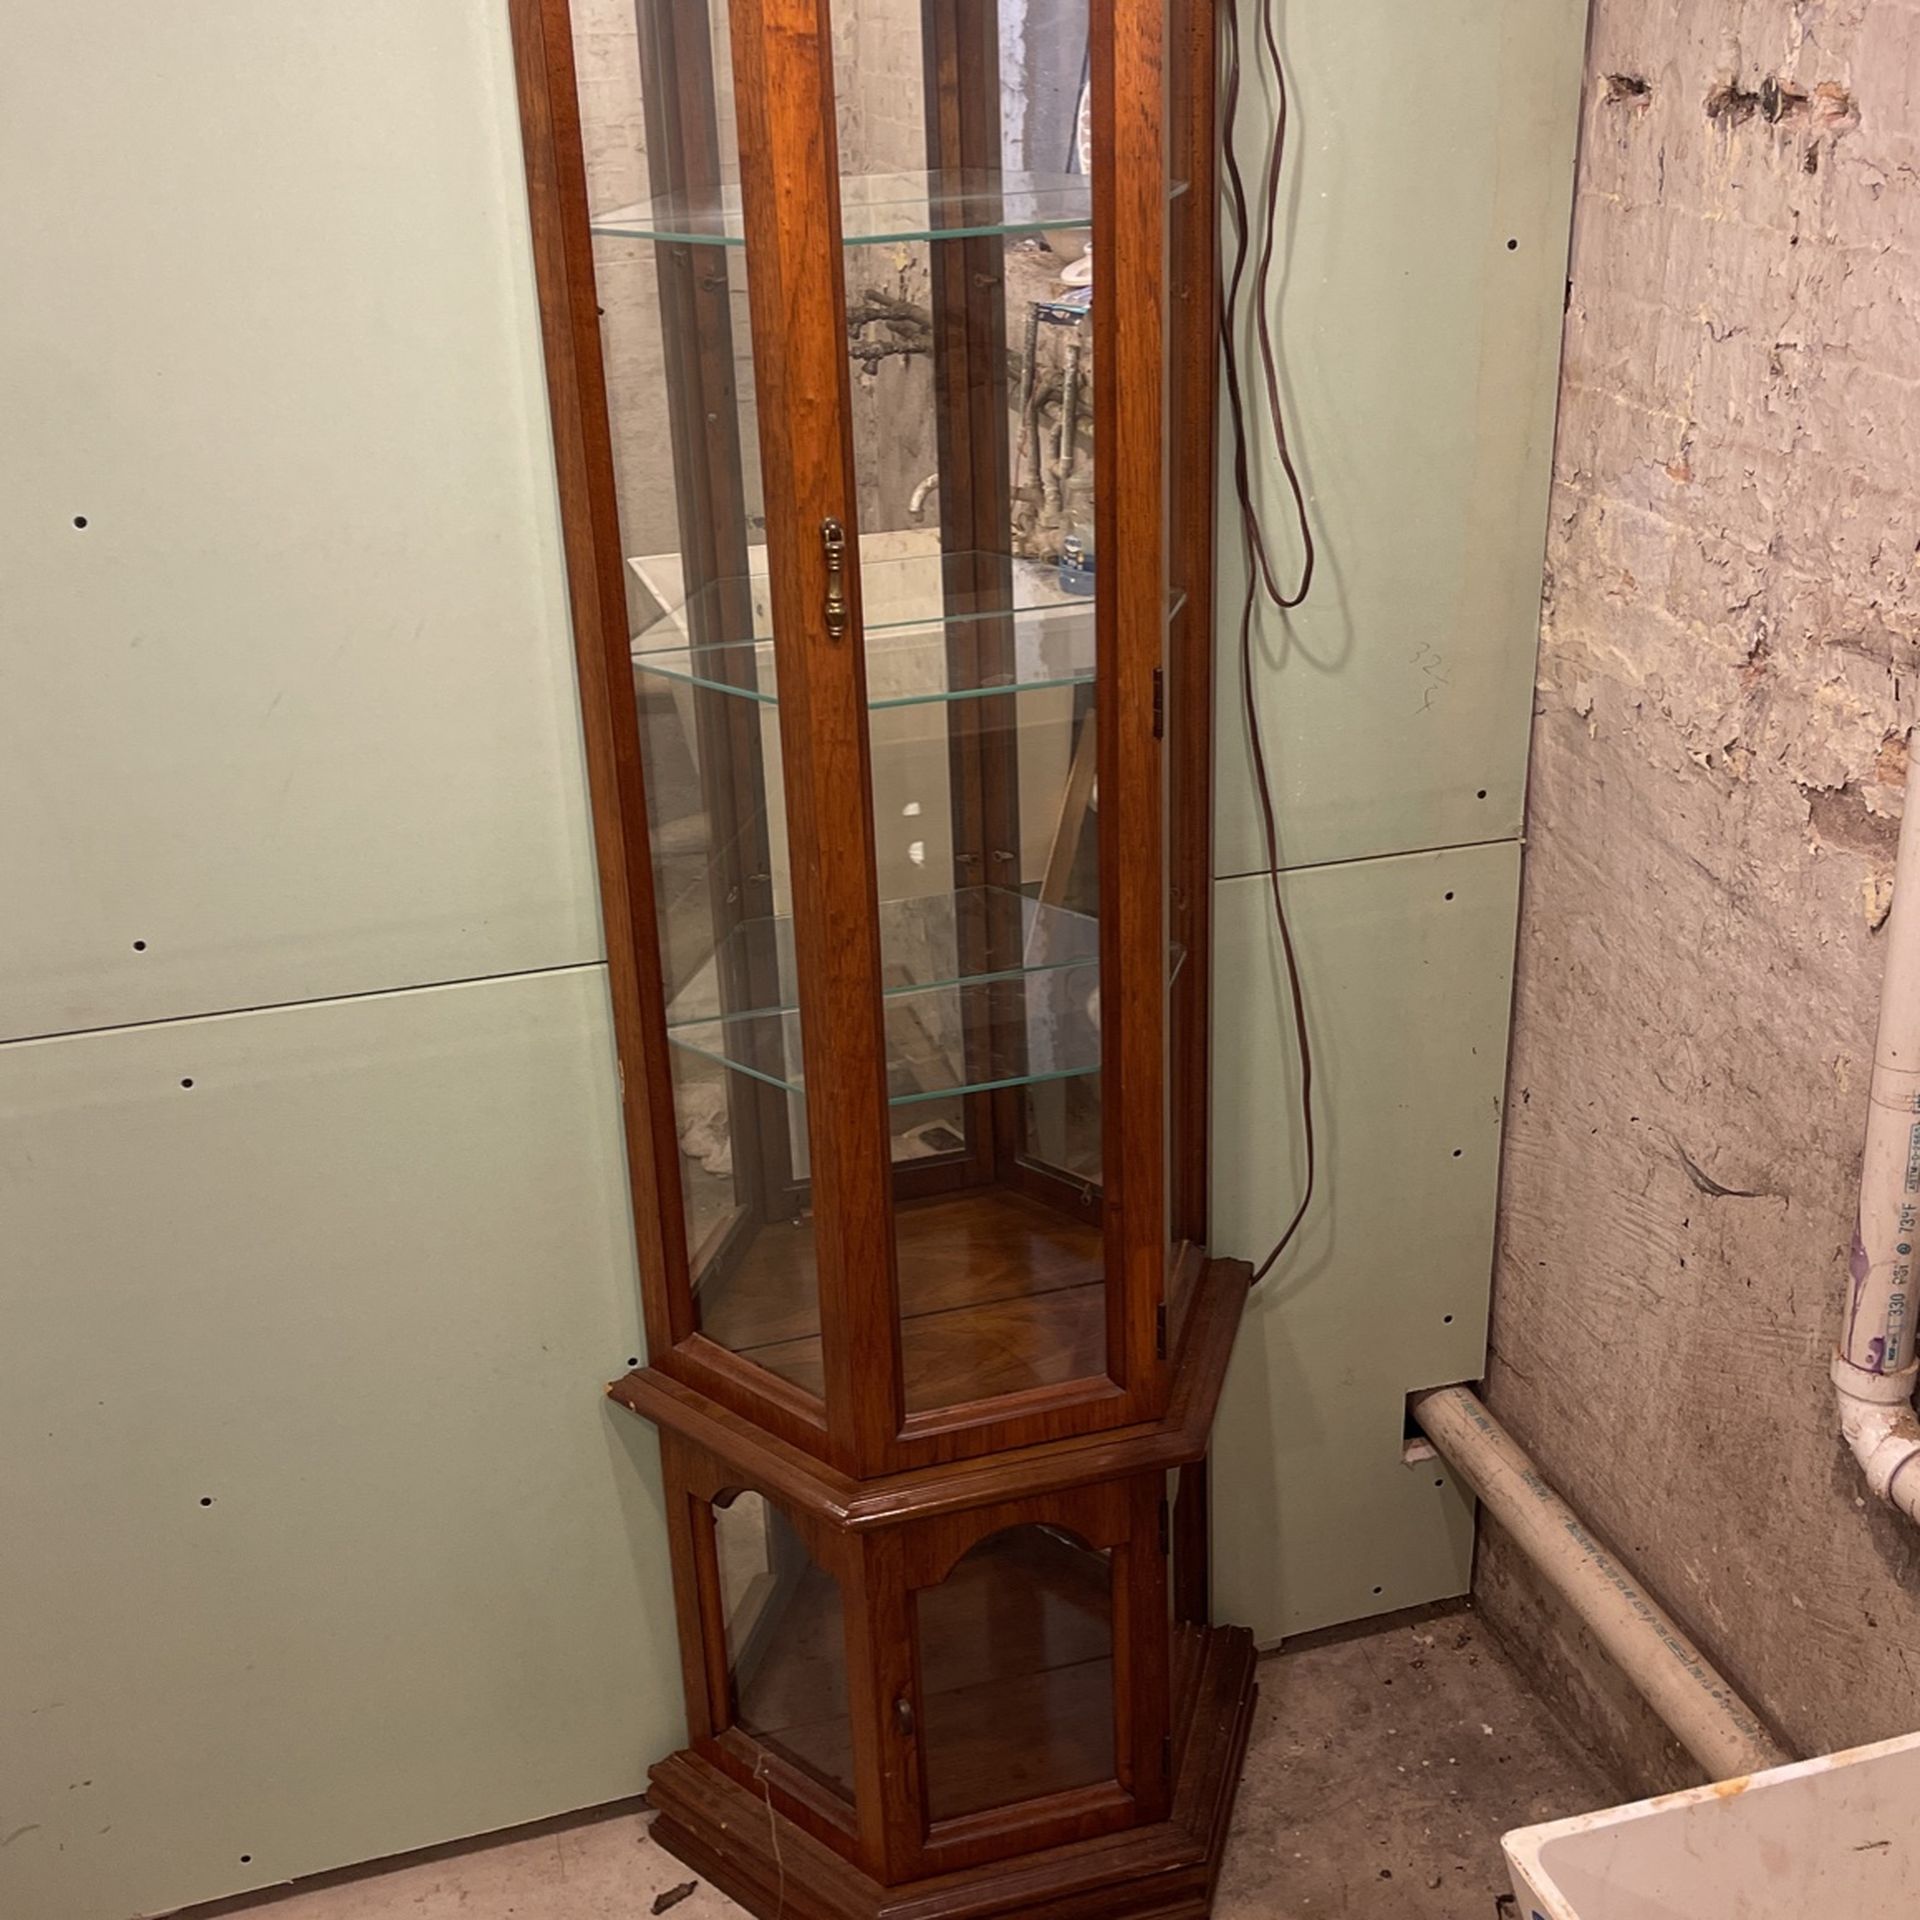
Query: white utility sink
xmin=1506 ymin=1732 xmax=1920 ymax=1918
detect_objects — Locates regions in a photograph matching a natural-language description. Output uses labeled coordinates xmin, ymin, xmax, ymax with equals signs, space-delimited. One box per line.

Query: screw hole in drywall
xmin=132 ymin=939 xmax=147 ymax=951
xmin=73 ymin=515 xmax=89 ymax=529
xmin=1507 ymin=239 xmax=1519 ymax=251
xmin=240 ymin=1855 xmax=252 ymax=1865
xmin=1476 ymin=788 xmax=1488 ymax=799
xmin=1371 ymin=1585 xmax=1384 ymax=1596
xmin=1444 ymin=891 xmax=1455 ymax=902
xmin=180 ymin=1078 xmax=194 ymax=1089
xmin=1452 ymin=1148 xmax=1463 ymax=1158
xmin=1444 ymin=1314 xmax=1455 ymax=1324
xmin=199 ymin=1496 xmax=213 ymax=1507
xmin=627 ymin=1357 xmax=640 ymax=1368
xmin=1434 ymin=1478 xmax=1445 ymax=1489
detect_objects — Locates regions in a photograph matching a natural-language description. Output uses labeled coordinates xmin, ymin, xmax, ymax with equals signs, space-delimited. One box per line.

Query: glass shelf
xmin=671 ymin=959 xmax=1103 ymax=1105
xmin=631 ymin=539 xmax=1092 ymax=656
xmin=593 ymin=170 xmax=1186 ymax=248
xmin=629 ymin=538 xmax=1182 ymax=711
xmin=664 ymin=891 xmax=1181 ymax=1105
xmin=666 ymin=888 xmax=1099 ymax=1030
xmin=639 ymin=604 xmax=1099 ymax=709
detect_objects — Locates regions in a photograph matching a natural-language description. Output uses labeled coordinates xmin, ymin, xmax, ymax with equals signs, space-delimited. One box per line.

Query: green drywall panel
xmin=1213 ymin=0 xmax=1588 ymax=875
xmin=0 ymin=971 xmax=681 ymax=1920
xmin=0 ymin=0 xmax=601 ymax=1044
xmin=1209 ymin=842 xmax=1522 ymax=1643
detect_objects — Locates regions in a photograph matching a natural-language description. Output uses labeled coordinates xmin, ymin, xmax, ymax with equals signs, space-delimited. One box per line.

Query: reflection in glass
xmin=581 ymin=0 xmax=826 ymax=1379
xmin=570 ymin=0 xmax=1174 ymax=1425
xmin=915 ymin=1526 xmax=1116 ymax=1821
xmin=715 ymin=1492 xmax=855 ymax=1798
xmin=823 ymin=0 xmax=1118 ymax=1416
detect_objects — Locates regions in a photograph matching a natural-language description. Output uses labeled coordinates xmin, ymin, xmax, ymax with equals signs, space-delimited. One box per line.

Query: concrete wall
xmin=1483 ymin=0 xmax=1920 ymax=1788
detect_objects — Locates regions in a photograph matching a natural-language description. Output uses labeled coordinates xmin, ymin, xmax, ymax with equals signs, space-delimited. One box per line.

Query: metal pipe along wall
xmin=1410 ymin=1385 xmax=1789 ymax=1784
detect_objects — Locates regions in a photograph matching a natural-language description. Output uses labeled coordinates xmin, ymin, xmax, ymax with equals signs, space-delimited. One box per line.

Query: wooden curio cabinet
xmin=509 ymin=0 xmax=1255 ymax=1905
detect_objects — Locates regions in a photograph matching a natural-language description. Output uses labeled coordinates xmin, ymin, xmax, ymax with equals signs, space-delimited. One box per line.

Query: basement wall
xmin=1484 ymin=0 xmax=1920 ymax=1788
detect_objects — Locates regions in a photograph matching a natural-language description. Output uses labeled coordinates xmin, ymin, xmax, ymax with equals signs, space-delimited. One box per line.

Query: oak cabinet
xmin=508 ymin=0 xmax=1254 ymax=1905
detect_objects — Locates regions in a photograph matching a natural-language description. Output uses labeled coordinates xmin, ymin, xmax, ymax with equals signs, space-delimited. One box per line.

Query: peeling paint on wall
xmin=1484 ymin=0 xmax=1920 ymax=1784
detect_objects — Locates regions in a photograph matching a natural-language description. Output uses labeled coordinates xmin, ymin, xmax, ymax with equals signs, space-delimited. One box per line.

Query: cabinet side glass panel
xmin=713 ymin=1491 xmax=856 ymax=1801
xmin=831 ymin=0 xmax=1116 ymax=1420
xmin=572 ymin=2 xmax=825 ymax=1390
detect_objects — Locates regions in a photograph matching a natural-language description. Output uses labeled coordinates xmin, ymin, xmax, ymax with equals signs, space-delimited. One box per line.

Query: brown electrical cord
xmin=1220 ymin=0 xmax=1317 ymax=1284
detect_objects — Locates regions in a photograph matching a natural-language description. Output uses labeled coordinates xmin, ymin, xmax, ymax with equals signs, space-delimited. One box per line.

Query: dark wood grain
xmin=654 ymin=1332 xmax=836 ymax=1461
xmin=646 ymin=1621 xmax=1256 ymax=1919
xmin=699 ymin=1188 xmax=1103 ymax=1409
xmin=923 ymin=1657 xmax=1115 ymax=1824
xmin=660 ymin=1432 xmax=721 ymax=1745
xmin=609 ymin=1256 xmax=1252 ymax=1532
xmin=747 ymin=1286 xmax=1107 ymax=1411
xmin=1172 ymin=1455 xmax=1213 ymax=1628
xmin=518 ymin=0 xmax=1204 ymax=1478
xmin=702 ymin=1190 xmax=1100 ymax=1348
xmin=685 ymin=1468 xmax=1176 ymax=1884
xmin=521 ymin=0 xmax=1224 ymax=1455
xmin=507 ymin=0 xmax=689 ymax=1363
xmin=511 ymin=0 xmax=1246 ymax=1904
xmin=903 ymin=1489 xmax=1134 ymax=1871
xmin=720 ymin=0 xmax=905 ymax=1474
xmin=1090 ymin=0 xmax=1174 ymax=1424
xmin=1122 ymin=1471 xmax=1173 ymax=1825
xmin=851 ymin=1523 xmax=919 ymax=1878
xmin=658 ymin=1236 xmax=1214 ymax=1478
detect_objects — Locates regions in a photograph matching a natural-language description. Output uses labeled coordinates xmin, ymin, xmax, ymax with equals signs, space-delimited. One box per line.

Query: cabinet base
xmin=647 ymin=1624 xmax=1258 ymax=1920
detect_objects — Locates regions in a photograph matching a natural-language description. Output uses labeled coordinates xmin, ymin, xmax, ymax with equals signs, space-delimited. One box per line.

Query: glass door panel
xmin=712 ymin=1491 xmax=855 ymax=1799
xmin=914 ymin=1526 xmax=1117 ymax=1822
xmin=576 ymin=0 xmax=1172 ymax=1449
xmin=578 ymin=0 xmax=828 ymax=1391
xmin=825 ymin=0 xmax=1129 ymax=1421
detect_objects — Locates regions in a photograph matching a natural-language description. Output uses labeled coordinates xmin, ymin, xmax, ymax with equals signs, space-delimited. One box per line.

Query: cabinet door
xmin=548 ymin=0 xmax=1180 ymax=1471
xmin=877 ymin=1478 xmax=1171 ymax=1877
xmin=781 ymin=0 xmax=1178 ymax=1467
xmin=662 ymin=1451 xmax=1174 ymax=1883
xmin=815 ymin=0 xmax=1147 ymax=1452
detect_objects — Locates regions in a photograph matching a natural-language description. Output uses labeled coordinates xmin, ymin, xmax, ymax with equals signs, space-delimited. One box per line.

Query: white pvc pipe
xmin=1833 ymin=747 xmax=1920 ymax=1521
xmin=1411 ymin=1386 xmax=1789 ymax=1783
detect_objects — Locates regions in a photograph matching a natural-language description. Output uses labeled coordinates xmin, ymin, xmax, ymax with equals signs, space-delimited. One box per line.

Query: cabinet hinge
xmin=1158 ymin=1498 xmax=1171 ymax=1557
xmin=1151 ymin=666 xmax=1165 ymax=739
xmin=1155 ymin=1300 xmax=1168 ymax=1359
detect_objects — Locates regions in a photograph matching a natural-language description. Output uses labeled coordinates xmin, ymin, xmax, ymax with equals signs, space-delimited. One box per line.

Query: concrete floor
xmin=186 ymin=1602 xmax=1619 ymax=1920
xmin=1218 ymin=1604 xmax=1619 ymax=1916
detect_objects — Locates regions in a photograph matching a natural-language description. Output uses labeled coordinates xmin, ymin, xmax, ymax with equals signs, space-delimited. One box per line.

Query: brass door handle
xmin=822 ymin=516 xmax=848 ymax=640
